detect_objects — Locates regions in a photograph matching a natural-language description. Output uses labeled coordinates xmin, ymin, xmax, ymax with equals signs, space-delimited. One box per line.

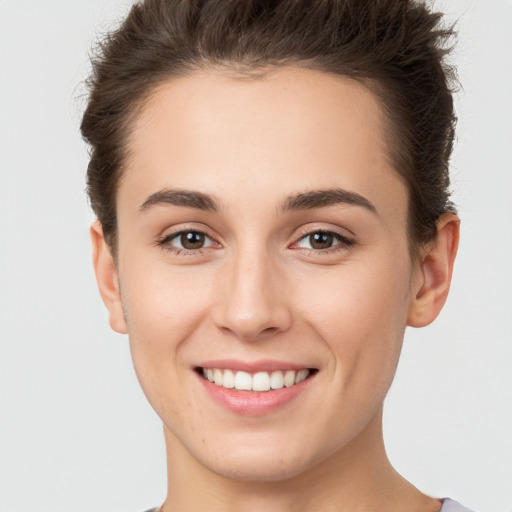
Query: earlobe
xmin=90 ymin=221 xmax=128 ymax=334
xmin=407 ymin=213 xmax=460 ymax=328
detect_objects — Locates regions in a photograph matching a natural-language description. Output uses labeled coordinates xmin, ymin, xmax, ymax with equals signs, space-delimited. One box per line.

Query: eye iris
xmin=310 ymin=232 xmax=334 ymax=249
xmin=181 ymin=231 xmax=205 ymax=249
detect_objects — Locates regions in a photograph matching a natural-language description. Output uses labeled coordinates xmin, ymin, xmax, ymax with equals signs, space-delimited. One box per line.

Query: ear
xmin=407 ymin=213 xmax=460 ymax=328
xmin=90 ymin=221 xmax=127 ymax=334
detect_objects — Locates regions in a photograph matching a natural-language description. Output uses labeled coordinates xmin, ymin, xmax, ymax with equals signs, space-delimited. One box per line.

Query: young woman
xmin=81 ymin=1 xmax=473 ymax=510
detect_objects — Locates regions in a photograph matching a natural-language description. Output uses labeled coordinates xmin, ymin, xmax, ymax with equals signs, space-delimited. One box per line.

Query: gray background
xmin=0 ymin=1 xmax=511 ymax=511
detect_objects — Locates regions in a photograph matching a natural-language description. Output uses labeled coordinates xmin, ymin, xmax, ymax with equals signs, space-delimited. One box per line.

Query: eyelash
xmin=156 ymin=228 xmax=218 ymax=256
xmin=157 ymin=228 xmax=355 ymax=256
xmin=291 ymin=229 xmax=355 ymax=255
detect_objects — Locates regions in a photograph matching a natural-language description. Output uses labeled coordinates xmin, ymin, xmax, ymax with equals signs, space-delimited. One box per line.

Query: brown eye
xmin=309 ymin=232 xmax=335 ymax=249
xmin=180 ymin=231 xmax=206 ymax=249
xmin=295 ymin=230 xmax=354 ymax=252
xmin=158 ymin=229 xmax=217 ymax=254
xmin=158 ymin=229 xmax=218 ymax=254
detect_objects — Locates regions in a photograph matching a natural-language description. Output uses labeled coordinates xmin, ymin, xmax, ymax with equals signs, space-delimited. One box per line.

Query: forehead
xmin=121 ymin=67 xmax=407 ymax=223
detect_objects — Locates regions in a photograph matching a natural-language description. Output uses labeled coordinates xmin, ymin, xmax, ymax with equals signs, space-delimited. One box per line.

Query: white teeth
xmin=295 ymin=369 xmax=309 ymax=384
xmin=234 ymin=371 xmax=252 ymax=391
xmin=213 ymin=368 xmax=223 ymax=386
xmin=284 ymin=370 xmax=295 ymax=387
xmin=270 ymin=370 xmax=284 ymax=389
xmin=252 ymin=372 xmax=271 ymax=392
xmin=222 ymin=369 xmax=235 ymax=389
xmin=201 ymin=368 xmax=312 ymax=392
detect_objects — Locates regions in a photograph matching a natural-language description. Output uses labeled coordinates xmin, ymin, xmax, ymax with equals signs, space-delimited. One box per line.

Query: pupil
xmin=310 ymin=232 xmax=333 ymax=249
xmin=181 ymin=232 xmax=205 ymax=249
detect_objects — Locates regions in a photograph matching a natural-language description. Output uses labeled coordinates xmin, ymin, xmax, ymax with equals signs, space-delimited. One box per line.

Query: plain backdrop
xmin=0 ymin=1 xmax=511 ymax=511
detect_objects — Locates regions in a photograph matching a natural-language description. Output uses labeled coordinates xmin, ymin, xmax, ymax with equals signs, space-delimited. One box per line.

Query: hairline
xmin=107 ymin=62 xmax=435 ymax=260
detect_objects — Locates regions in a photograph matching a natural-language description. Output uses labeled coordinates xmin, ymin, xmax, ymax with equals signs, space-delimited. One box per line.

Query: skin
xmin=91 ymin=67 xmax=459 ymax=512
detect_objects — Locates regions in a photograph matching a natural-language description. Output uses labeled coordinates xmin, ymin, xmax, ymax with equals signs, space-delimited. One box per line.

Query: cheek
xmin=118 ymin=257 xmax=214 ymax=401
xmin=121 ymin=255 xmax=213 ymax=337
xmin=295 ymin=256 xmax=412 ymax=384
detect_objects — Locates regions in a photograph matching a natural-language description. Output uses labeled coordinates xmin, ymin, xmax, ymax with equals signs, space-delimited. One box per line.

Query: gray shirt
xmin=442 ymin=498 xmax=476 ymax=512
xmin=143 ymin=497 xmax=475 ymax=511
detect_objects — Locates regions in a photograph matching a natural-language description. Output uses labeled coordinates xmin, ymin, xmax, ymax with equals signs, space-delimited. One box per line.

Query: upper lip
xmin=195 ymin=359 xmax=316 ymax=373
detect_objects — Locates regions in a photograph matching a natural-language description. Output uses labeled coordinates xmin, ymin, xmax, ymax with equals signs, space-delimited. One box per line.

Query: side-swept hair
xmin=81 ymin=0 xmax=457 ymax=251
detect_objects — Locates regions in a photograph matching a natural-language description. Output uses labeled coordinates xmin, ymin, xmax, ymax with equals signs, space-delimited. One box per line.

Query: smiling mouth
xmin=197 ymin=367 xmax=317 ymax=392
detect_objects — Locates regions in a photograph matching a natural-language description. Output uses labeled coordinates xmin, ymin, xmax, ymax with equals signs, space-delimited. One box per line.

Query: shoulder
xmin=441 ymin=498 xmax=477 ymax=512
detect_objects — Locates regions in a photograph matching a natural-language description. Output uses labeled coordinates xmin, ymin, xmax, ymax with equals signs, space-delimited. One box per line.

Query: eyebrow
xmin=139 ymin=188 xmax=220 ymax=213
xmin=281 ymin=188 xmax=377 ymax=214
xmin=138 ymin=186 xmax=377 ymax=215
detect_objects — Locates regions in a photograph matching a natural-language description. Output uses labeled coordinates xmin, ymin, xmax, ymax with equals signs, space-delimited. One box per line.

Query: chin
xmin=185 ymin=430 xmax=333 ymax=483
xmin=204 ymin=453 xmax=314 ymax=483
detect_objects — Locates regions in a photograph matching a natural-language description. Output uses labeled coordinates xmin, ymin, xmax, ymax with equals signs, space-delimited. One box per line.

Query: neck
xmin=161 ymin=407 xmax=441 ymax=512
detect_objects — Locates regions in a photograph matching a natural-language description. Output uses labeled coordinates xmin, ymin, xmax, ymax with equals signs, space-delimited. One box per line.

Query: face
xmin=104 ymin=67 xmax=424 ymax=481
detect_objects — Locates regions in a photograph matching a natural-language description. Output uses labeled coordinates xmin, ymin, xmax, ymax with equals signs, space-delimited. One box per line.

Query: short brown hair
xmin=81 ymin=0 xmax=457 ymax=251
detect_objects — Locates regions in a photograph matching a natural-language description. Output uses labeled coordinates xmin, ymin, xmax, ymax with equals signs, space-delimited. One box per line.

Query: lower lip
xmin=197 ymin=372 xmax=315 ymax=416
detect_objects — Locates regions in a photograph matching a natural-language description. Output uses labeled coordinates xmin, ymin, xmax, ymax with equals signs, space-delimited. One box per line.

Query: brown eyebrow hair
xmin=139 ymin=189 xmax=220 ymax=213
xmin=139 ymin=187 xmax=377 ymax=216
xmin=282 ymin=188 xmax=377 ymax=214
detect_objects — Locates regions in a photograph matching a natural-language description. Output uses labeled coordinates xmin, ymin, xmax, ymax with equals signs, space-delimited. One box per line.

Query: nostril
xmin=218 ymin=323 xmax=282 ymax=342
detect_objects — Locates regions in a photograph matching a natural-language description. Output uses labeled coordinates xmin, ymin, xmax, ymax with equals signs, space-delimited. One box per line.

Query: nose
xmin=212 ymin=248 xmax=292 ymax=341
